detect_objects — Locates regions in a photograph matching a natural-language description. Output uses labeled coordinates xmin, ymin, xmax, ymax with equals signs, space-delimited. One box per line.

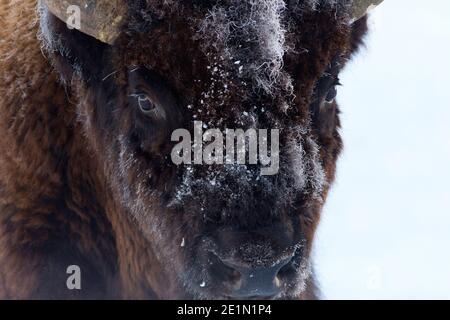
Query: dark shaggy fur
xmin=0 ymin=0 xmax=368 ymax=299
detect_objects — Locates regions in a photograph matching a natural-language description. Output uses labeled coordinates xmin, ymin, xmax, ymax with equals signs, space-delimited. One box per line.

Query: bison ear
xmin=42 ymin=0 xmax=126 ymax=45
xmin=40 ymin=7 xmax=108 ymax=84
xmin=350 ymin=0 xmax=384 ymax=23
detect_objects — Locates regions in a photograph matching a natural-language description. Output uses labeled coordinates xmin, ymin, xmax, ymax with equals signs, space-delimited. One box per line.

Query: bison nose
xmin=203 ymin=225 xmax=300 ymax=298
xmin=219 ymin=255 xmax=292 ymax=299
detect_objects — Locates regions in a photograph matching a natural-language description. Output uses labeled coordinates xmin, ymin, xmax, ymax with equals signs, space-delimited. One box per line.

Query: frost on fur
xmin=196 ymin=0 xmax=350 ymax=96
xmin=197 ymin=0 xmax=292 ymax=95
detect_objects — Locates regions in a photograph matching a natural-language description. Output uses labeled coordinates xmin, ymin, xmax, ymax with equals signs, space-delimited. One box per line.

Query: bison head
xmin=39 ymin=0 xmax=382 ymax=299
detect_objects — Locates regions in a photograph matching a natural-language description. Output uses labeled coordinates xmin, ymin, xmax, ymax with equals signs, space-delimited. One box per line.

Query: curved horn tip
xmin=351 ymin=0 xmax=384 ymax=23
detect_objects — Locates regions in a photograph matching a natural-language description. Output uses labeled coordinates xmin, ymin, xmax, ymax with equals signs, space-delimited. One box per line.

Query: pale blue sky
xmin=315 ymin=0 xmax=450 ymax=299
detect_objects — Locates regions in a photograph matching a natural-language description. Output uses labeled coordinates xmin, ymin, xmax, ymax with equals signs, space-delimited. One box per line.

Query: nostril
xmin=215 ymin=256 xmax=294 ymax=298
xmin=277 ymin=246 xmax=303 ymax=278
xmin=277 ymin=255 xmax=293 ymax=270
xmin=277 ymin=261 xmax=295 ymax=278
xmin=276 ymin=255 xmax=295 ymax=278
xmin=209 ymin=252 xmax=242 ymax=288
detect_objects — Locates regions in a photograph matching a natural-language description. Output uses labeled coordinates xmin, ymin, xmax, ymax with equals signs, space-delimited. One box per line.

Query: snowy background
xmin=314 ymin=0 xmax=450 ymax=299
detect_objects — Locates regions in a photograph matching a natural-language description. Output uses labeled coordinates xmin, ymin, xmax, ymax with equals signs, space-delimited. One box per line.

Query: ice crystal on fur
xmin=198 ymin=0 xmax=292 ymax=95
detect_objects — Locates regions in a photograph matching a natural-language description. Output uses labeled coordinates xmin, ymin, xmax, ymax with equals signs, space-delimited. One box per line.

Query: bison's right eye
xmin=134 ymin=93 xmax=156 ymax=114
xmin=129 ymin=91 xmax=167 ymax=121
xmin=128 ymin=67 xmax=182 ymax=129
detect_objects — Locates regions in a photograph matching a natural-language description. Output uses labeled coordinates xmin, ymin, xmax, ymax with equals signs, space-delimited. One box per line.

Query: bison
xmin=0 ymin=0 xmax=383 ymax=299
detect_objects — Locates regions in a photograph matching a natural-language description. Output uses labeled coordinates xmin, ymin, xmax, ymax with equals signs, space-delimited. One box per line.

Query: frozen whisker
xmin=102 ymin=70 xmax=118 ymax=82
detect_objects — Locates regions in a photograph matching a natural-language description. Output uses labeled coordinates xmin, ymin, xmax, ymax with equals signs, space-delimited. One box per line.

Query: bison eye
xmin=325 ymin=85 xmax=338 ymax=104
xmin=310 ymin=75 xmax=341 ymax=138
xmin=322 ymin=77 xmax=340 ymax=105
xmin=133 ymin=93 xmax=156 ymax=114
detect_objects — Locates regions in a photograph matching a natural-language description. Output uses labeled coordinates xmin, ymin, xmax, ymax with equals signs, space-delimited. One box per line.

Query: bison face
xmin=40 ymin=1 xmax=368 ymax=299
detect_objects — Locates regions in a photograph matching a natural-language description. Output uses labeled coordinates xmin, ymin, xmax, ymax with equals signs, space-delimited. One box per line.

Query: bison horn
xmin=42 ymin=0 xmax=126 ymax=45
xmin=351 ymin=0 xmax=384 ymax=23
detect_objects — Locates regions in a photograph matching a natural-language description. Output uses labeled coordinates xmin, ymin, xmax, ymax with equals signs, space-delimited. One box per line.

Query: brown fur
xmin=0 ymin=0 xmax=368 ymax=299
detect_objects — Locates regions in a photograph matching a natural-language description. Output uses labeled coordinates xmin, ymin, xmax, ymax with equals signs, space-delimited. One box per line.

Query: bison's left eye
xmin=310 ymin=73 xmax=341 ymax=138
xmin=324 ymin=80 xmax=339 ymax=104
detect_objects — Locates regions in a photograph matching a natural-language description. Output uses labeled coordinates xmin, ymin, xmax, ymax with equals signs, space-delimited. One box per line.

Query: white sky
xmin=314 ymin=0 xmax=450 ymax=299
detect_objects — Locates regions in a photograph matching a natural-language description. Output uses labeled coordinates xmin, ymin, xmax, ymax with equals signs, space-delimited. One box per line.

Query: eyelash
xmin=333 ymin=77 xmax=342 ymax=87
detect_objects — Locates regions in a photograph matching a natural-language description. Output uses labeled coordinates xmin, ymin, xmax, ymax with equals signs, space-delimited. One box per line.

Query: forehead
xmin=118 ymin=0 xmax=351 ymax=115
